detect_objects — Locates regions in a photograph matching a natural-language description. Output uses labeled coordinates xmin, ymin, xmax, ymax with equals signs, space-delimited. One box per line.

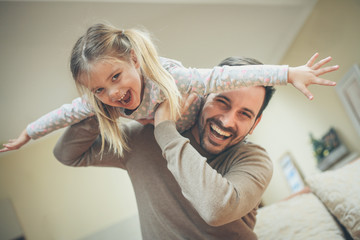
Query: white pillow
xmin=306 ymin=159 xmax=360 ymax=240
xmin=255 ymin=193 xmax=344 ymax=239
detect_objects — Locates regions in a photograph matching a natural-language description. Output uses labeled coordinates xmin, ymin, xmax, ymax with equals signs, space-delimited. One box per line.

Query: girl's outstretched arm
xmin=0 ymin=97 xmax=95 ymax=153
xmin=288 ymin=53 xmax=339 ymax=100
xmin=0 ymin=129 xmax=30 ymax=153
xmin=161 ymin=53 xmax=338 ymax=101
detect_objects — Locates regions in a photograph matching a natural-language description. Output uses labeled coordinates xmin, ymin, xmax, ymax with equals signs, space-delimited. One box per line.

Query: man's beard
xmin=197 ymin=116 xmax=255 ymax=155
xmin=197 ymin=117 xmax=237 ymax=155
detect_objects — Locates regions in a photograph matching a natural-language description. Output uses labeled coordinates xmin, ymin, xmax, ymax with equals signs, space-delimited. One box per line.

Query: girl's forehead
xmin=78 ymin=58 xmax=128 ymax=85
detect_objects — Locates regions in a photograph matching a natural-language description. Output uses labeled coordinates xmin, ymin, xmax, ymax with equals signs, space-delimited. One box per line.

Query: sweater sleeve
xmin=53 ymin=117 xmax=127 ymax=169
xmin=26 ymin=96 xmax=95 ymax=139
xmin=160 ymin=57 xmax=287 ymax=96
xmin=154 ymin=120 xmax=273 ymax=227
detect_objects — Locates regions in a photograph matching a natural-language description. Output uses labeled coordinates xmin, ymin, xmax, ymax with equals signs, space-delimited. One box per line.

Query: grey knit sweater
xmin=53 ymin=117 xmax=273 ymax=240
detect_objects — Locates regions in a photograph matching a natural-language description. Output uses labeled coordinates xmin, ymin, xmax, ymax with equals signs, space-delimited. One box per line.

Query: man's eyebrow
xmin=215 ymin=94 xmax=231 ymax=102
xmin=216 ymin=94 xmax=256 ymax=117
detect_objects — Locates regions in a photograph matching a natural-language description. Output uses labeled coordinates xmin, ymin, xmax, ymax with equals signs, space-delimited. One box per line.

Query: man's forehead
xmin=206 ymin=87 xmax=265 ymax=112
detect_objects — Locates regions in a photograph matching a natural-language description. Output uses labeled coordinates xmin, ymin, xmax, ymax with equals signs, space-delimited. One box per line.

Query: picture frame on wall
xmin=336 ymin=64 xmax=360 ymax=137
xmin=279 ymin=152 xmax=305 ymax=193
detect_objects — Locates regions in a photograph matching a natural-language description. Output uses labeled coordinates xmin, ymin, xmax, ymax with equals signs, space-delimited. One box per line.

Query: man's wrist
xmin=154 ymin=120 xmax=181 ymax=149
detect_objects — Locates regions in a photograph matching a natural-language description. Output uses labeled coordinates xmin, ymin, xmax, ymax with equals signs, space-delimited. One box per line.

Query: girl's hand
xmin=0 ymin=129 xmax=31 ymax=153
xmin=154 ymin=93 xmax=199 ymax=127
xmin=288 ymin=53 xmax=339 ymax=100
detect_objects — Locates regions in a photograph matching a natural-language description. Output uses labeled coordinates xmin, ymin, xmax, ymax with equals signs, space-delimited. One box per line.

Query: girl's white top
xmin=27 ymin=57 xmax=287 ymax=139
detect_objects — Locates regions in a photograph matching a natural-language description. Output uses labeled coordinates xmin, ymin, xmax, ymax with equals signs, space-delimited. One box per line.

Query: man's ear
xmin=249 ymin=114 xmax=262 ymax=135
xmin=130 ymin=49 xmax=140 ymax=68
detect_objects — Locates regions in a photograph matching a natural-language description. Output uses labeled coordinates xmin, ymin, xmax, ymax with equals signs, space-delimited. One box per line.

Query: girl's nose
xmin=109 ymin=88 xmax=120 ymax=101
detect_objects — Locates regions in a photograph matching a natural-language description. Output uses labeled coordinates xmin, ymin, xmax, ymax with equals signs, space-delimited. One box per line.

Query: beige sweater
xmin=53 ymin=117 xmax=273 ymax=240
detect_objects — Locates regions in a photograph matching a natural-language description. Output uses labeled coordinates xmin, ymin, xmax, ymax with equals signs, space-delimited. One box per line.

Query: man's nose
xmin=220 ymin=111 xmax=236 ymax=128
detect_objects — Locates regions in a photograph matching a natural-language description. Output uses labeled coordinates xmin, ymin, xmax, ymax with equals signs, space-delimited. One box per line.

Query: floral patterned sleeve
xmin=160 ymin=57 xmax=287 ymax=95
xmin=159 ymin=57 xmax=288 ymax=132
xmin=26 ymin=97 xmax=95 ymax=139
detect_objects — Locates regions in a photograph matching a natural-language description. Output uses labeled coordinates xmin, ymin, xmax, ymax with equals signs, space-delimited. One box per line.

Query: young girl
xmin=0 ymin=23 xmax=338 ymax=156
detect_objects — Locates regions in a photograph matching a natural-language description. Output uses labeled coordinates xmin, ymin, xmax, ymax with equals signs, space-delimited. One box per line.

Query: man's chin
xmin=201 ymin=140 xmax=227 ymax=155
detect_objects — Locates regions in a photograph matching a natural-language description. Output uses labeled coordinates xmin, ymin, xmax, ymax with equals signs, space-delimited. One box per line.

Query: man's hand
xmin=0 ymin=128 xmax=31 ymax=153
xmin=154 ymin=93 xmax=199 ymax=127
xmin=288 ymin=53 xmax=339 ymax=100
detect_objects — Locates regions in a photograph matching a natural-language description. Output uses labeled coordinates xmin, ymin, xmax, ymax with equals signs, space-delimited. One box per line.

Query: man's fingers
xmin=181 ymin=93 xmax=198 ymax=114
xmin=136 ymin=119 xmax=154 ymax=125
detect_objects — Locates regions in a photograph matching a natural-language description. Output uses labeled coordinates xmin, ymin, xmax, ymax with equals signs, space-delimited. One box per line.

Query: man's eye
xmin=241 ymin=112 xmax=251 ymax=119
xmin=216 ymin=99 xmax=227 ymax=105
xmin=112 ymin=73 xmax=120 ymax=81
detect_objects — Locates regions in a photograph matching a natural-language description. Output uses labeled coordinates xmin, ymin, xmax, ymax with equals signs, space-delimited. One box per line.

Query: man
xmin=52 ymin=57 xmax=310 ymax=239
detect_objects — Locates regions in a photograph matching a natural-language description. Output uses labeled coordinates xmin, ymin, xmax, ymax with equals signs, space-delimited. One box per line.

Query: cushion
xmin=306 ymin=159 xmax=360 ymax=240
xmin=254 ymin=193 xmax=344 ymax=240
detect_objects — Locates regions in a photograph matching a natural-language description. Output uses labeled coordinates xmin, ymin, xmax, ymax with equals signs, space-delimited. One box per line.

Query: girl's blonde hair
xmin=70 ymin=23 xmax=181 ymax=156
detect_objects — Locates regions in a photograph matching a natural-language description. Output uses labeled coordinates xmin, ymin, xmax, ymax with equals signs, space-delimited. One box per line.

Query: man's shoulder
xmin=122 ymin=120 xmax=155 ymax=139
xmin=223 ymin=140 xmax=271 ymax=165
xmin=234 ymin=140 xmax=268 ymax=154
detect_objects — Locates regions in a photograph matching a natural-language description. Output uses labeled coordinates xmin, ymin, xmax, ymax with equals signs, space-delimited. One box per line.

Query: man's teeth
xmin=210 ymin=123 xmax=231 ymax=137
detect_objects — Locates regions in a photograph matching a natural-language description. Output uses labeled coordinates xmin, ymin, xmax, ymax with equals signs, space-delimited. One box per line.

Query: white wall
xmin=251 ymin=0 xmax=360 ymax=205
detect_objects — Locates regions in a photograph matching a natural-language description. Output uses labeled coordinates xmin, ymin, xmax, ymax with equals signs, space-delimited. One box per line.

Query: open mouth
xmin=118 ymin=90 xmax=131 ymax=106
xmin=210 ymin=123 xmax=232 ymax=140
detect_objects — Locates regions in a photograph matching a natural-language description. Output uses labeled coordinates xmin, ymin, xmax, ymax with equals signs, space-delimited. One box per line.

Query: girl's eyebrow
xmin=91 ymin=68 xmax=120 ymax=92
xmin=106 ymin=68 xmax=119 ymax=81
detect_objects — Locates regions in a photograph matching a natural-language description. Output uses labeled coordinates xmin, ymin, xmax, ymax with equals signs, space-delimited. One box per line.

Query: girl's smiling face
xmin=83 ymin=53 xmax=143 ymax=110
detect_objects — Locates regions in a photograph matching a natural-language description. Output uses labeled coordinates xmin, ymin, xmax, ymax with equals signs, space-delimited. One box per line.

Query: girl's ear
xmin=130 ymin=49 xmax=140 ymax=68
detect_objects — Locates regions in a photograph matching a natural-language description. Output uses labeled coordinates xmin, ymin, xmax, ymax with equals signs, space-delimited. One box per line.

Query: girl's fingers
xmin=315 ymin=65 xmax=339 ymax=75
xmin=0 ymin=148 xmax=9 ymax=153
xmin=299 ymin=86 xmax=314 ymax=100
xmin=306 ymin=53 xmax=319 ymax=67
xmin=293 ymin=83 xmax=314 ymax=100
xmin=301 ymin=88 xmax=314 ymax=100
xmin=311 ymin=77 xmax=337 ymax=86
xmin=312 ymin=56 xmax=332 ymax=69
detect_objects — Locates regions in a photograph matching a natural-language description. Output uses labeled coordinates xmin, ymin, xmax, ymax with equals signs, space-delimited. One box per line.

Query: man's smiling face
xmin=192 ymin=86 xmax=265 ymax=155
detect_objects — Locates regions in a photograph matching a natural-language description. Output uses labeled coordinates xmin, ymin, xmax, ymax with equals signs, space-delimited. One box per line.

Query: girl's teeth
xmin=118 ymin=92 xmax=126 ymax=101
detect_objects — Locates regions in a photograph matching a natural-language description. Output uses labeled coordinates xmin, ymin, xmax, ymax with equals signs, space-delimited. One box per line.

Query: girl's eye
xmin=95 ymin=88 xmax=104 ymax=94
xmin=112 ymin=73 xmax=120 ymax=82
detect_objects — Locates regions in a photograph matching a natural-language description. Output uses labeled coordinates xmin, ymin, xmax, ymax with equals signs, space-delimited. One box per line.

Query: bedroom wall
xmin=251 ymin=0 xmax=360 ymax=205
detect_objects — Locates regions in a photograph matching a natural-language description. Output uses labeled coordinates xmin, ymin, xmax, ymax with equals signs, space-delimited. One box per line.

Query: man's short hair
xmin=218 ymin=57 xmax=276 ymax=119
